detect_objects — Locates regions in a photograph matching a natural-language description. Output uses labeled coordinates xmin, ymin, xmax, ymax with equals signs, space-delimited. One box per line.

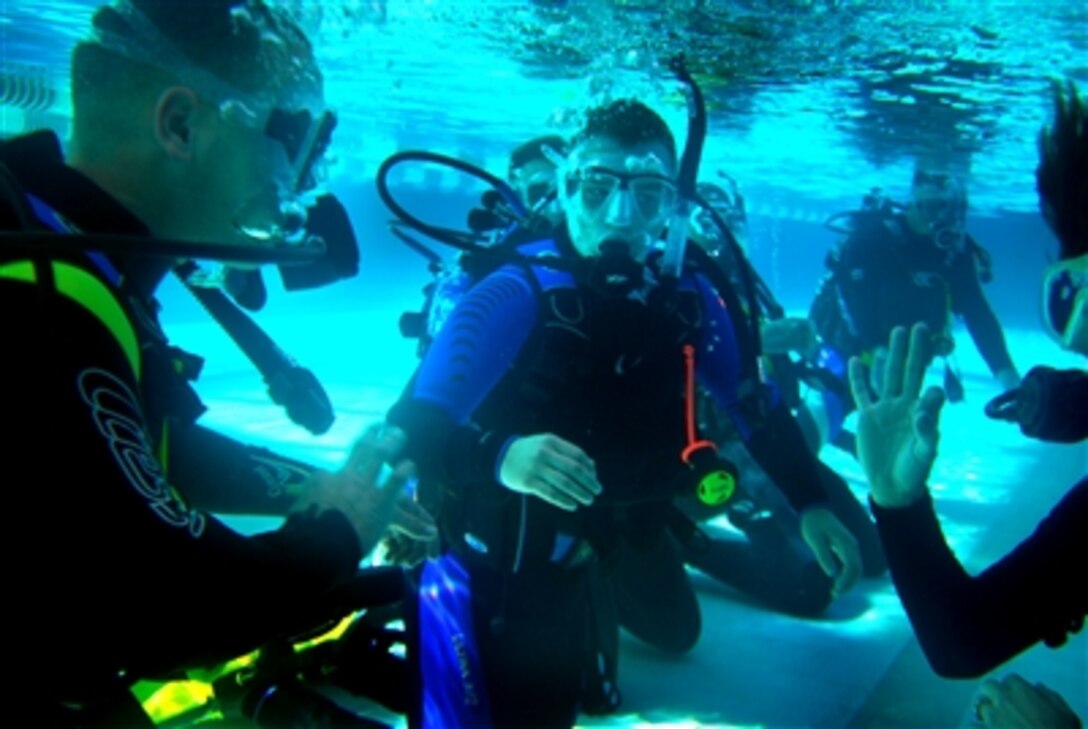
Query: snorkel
xmin=665 ymin=56 xmax=781 ymax=346
xmin=660 ymin=55 xmax=705 ymax=281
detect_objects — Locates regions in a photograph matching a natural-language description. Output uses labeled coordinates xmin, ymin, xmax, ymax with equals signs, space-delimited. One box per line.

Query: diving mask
xmin=691 ymin=177 xmax=747 ymax=252
xmin=558 ymin=144 xmax=678 ymax=261
xmin=911 ymin=170 xmax=968 ymax=251
xmin=91 ymin=0 xmax=337 ymax=241
xmin=224 ymin=103 xmax=338 ymax=242
xmin=565 ymin=166 xmax=678 ymax=225
xmin=1041 ymin=253 xmax=1088 ymax=353
xmin=511 ymin=162 xmax=559 ymax=209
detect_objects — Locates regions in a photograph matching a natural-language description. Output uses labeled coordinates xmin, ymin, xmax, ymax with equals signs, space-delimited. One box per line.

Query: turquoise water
xmin=3 ymin=1 xmax=1086 ymax=726
xmin=169 ymin=311 xmax=1085 ymax=728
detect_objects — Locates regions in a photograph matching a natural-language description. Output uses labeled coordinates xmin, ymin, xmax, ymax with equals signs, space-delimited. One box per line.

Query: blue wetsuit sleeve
xmin=692 ymin=273 xmax=827 ymax=512
xmin=388 ymin=265 xmax=538 ymax=485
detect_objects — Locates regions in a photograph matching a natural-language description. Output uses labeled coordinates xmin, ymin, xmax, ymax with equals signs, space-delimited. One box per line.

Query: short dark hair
xmin=509 ymin=134 xmax=567 ymax=176
xmin=1036 ymin=80 xmax=1087 ymax=260
xmin=72 ymin=0 xmax=320 ymax=136
xmin=572 ymin=99 xmax=676 ymax=165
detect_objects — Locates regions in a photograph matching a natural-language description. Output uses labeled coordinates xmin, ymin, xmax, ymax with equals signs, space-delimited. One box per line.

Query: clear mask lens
xmin=913 ymin=170 xmax=952 ymax=187
xmin=922 ymin=199 xmax=963 ymax=229
xmin=913 ymin=172 xmax=965 ymax=230
xmin=569 ymin=167 xmax=676 ymax=222
xmin=514 ymin=168 xmax=557 ymax=208
xmin=525 ymin=181 xmax=553 ymax=208
xmin=264 ymin=108 xmax=337 ymax=194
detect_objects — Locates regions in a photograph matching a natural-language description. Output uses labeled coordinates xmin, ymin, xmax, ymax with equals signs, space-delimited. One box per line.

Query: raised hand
xmin=849 ymin=323 xmax=947 ymax=508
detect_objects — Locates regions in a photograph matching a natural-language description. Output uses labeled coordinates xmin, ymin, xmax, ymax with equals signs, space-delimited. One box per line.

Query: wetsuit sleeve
xmin=6 ymin=265 xmax=362 ymax=676
xmin=949 ymin=242 xmax=1016 ymax=376
xmin=169 ymin=423 xmax=314 ymax=515
xmin=872 ymin=478 xmax=1087 ymax=678
xmin=387 ymin=265 xmax=539 ymax=485
xmin=691 ymin=274 xmax=827 ymax=512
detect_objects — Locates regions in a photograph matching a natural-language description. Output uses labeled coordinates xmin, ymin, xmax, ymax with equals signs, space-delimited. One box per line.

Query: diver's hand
xmin=390 ymin=493 xmax=438 ymax=542
xmin=380 ymin=493 xmax=439 ymax=567
xmin=291 ymin=424 xmax=415 ymax=556
xmin=799 ymin=506 xmax=862 ymax=598
xmin=383 ymin=529 xmax=439 ymax=567
xmin=849 ymin=323 xmax=946 ymax=509
xmin=498 ymin=433 xmax=602 ymax=511
xmin=973 ymin=674 xmax=1082 ymax=728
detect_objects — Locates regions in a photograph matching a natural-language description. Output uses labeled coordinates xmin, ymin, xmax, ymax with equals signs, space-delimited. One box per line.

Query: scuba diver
xmin=801 ymin=164 xmax=1022 ymax=454
xmin=848 ymin=79 xmax=1086 ymax=727
xmin=691 ymin=177 xmax=820 ymax=361
xmin=1 ymin=1 xmax=431 ymax=725
xmin=670 ymin=176 xmax=887 ymax=612
xmin=464 ymin=133 xmax=566 ymax=243
xmin=383 ymin=95 xmax=864 ymax=727
xmin=574 ymin=174 xmax=888 ymax=715
xmin=691 ymin=176 xmax=749 ymax=255
xmin=508 ymin=134 xmax=567 ymax=214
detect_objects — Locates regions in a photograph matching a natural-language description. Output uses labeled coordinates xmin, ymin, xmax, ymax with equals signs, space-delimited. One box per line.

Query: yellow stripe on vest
xmin=51 ymin=262 xmax=142 ymax=379
xmin=2 ymin=259 xmax=141 ymax=377
xmin=0 ymin=260 xmax=37 ymax=283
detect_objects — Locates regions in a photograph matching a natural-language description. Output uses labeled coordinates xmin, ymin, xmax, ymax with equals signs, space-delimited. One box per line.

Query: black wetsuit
xmin=872 ymin=477 xmax=1087 ymax=678
xmin=390 ymin=234 xmax=837 ymax=727
xmin=810 ymin=210 xmax=1015 ymax=374
xmin=2 ymin=132 xmax=363 ymax=721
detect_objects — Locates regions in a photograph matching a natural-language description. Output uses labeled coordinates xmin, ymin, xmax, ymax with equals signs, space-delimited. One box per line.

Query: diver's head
xmin=1037 ymin=80 xmax=1088 ymax=356
xmin=906 ymin=166 xmax=968 ymax=251
xmin=70 ymin=0 xmax=334 ymax=249
xmin=559 ymin=99 xmax=678 ymax=263
xmin=508 ymin=134 xmax=566 ymax=210
xmin=692 ymin=178 xmax=747 ymax=255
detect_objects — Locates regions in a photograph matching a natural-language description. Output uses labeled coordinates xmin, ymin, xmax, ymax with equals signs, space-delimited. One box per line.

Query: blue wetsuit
xmin=389 ymin=236 xmax=829 ymax=728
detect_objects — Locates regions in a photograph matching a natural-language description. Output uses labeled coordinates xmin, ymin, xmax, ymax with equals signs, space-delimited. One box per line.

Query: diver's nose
xmin=605 ymin=187 xmax=634 ymax=226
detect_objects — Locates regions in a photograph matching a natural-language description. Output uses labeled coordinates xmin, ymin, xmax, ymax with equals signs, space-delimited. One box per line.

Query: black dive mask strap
xmin=176 ymin=262 xmax=335 ymax=436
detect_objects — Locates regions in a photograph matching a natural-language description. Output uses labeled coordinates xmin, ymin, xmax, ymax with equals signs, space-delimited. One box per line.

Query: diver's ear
xmin=154 ymin=87 xmax=201 ymax=160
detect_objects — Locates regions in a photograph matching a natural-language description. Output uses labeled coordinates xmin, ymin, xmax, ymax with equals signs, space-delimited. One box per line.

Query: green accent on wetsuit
xmin=51 ymin=260 xmax=141 ymax=380
xmin=2 ymin=259 xmax=141 ymax=379
xmin=0 ymin=260 xmax=36 ymax=283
